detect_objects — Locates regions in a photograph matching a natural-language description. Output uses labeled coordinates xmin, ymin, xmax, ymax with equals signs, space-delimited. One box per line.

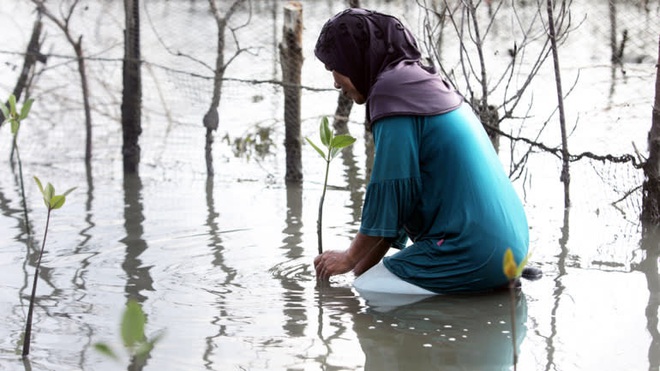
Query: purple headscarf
xmin=314 ymin=8 xmax=463 ymax=125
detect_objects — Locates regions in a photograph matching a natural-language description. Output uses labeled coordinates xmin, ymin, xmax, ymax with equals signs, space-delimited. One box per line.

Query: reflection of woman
xmin=319 ymin=286 xmax=528 ymax=371
xmin=355 ymin=292 xmax=528 ymax=371
xmin=313 ymin=8 xmax=530 ymax=294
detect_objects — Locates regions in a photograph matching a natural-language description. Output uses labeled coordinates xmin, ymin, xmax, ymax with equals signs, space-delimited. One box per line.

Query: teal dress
xmin=359 ymin=103 xmax=529 ymax=293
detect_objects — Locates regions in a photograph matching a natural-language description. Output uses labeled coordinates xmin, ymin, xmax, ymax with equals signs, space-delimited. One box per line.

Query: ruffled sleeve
xmin=358 ymin=116 xmax=422 ymax=238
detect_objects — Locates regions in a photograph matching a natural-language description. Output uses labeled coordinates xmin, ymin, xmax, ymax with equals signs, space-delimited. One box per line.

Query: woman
xmin=313 ymin=8 xmax=530 ymax=294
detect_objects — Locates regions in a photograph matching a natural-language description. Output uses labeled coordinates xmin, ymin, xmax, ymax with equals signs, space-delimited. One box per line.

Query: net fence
xmin=0 ymin=0 xmax=658 ymax=223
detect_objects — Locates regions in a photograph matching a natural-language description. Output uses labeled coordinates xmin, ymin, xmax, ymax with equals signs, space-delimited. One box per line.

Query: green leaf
xmin=329 ymin=147 xmax=341 ymax=160
xmin=515 ymin=252 xmax=531 ymax=278
xmin=330 ymin=134 xmax=356 ymax=149
xmin=134 ymin=329 xmax=164 ymax=358
xmin=34 ymin=176 xmax=44 ymax=194
xmin=10 ymin=119 xmax=19 ymax=135
xmin=94 ymin=343 xmax=119 ymax=360
xmin=320 ymin=116 xmax=332 ymax=147
xmin=62 ymin=187 xmax=77 ymax=197
xmin=44 ymin=183 xmax=55 ymax=203
xmin=0 ymin=101 xmax=9 ymax=120
xmin=121 ymin=300 xmax=146 ymax=349
xmin=50 ymin=195 xmax=66 ymax=210
xmin=19 ymin=98 xmax=34 ymax=120
xmin=8 ymin=94 xmax=17 ymax=116
xmin=305 ymin=137 xmax=327 ymax=160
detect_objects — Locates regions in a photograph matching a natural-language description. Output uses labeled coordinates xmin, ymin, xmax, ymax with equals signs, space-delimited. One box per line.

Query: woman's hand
xmin=314 ymin=250 xmax=355 ymax=281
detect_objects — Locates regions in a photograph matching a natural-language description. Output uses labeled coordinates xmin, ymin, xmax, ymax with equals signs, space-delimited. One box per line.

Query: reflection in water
xmin=72 ymin=162 xmax=96 ymax=292
xmin=319 ymin=286 xmax=527 ymax=370
xmin=639 ymin=229 xmax=660 ymax=370
xmin=121 ymin=173 xmax=154 ymax=371
xmin=545 ymin=207 xmax=570 ymax=371
xmin=71 ymin=165 xmax=96 ymax=370
xmin=277 ymin=183 xmax=309 ymax=338
xmin=121 ymin=173 xmax=153 ymax=303
xmin=203 ymin=177 xmax=237 ymax=369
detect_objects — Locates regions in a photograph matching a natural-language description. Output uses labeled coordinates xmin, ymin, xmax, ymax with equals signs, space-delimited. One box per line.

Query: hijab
xmin=314 ymin=8 xmax=463 ymax=126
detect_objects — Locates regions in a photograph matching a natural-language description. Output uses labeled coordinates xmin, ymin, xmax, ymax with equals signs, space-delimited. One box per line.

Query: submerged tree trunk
xmin=280 ymin=2 xmax=304 ymax=183
xmin=122 ymin=0 xmax=142 ymax=174
xmin=642 ymin=36 xmax=660 ymax=232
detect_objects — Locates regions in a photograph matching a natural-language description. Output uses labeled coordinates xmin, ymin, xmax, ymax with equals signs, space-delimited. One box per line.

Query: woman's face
xmin=331 ymin=70 xmax=366 ymax=104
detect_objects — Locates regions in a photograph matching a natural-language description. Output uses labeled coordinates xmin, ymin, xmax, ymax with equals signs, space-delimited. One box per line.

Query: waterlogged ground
xmin=1 ymin=0 xmax=659 ymax=370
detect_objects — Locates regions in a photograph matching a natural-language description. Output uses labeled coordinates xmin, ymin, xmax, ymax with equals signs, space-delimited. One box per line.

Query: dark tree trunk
xmin=546 ymin=0 xmax=571 ymax=208
xmin=280 ymin=2 xmax=304 ymax=184
xmin=122 ymin=0 xmax=142 ymax=174
xmin=74 ymin=39 xmax=93 ymax=166
xmin=642 ymin=36 xmax=660 ymax=232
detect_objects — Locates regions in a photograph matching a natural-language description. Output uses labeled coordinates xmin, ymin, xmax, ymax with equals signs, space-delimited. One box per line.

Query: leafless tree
xmin=204 ymin=0 xmax=251 ymax=177
xmin=417 ymin=0 xmax=573 ymax=178
xmin=32 ymin=0 xmax=93 ymax=166
xmin=546 ymin=0 xmax=572 ymax=207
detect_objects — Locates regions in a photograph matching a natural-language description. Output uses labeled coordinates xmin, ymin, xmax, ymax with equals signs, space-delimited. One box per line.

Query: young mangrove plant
xmin=1 ymin=94 xmax=34 ymax=234
xmin=23 ymin=177 xmax=75 ymax=357
xmin=502 ymin=247 xmax=531 ymax=371
xmin=305 ymin=116 xmax=356 ymax=254
xmin=94 ymin=299 xmax=164 ymax=367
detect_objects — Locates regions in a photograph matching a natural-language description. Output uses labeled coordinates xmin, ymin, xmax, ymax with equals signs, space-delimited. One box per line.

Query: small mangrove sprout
xmin=23 ymin=177 xmax=75 ymax=357
xmin=305 ymin=116 xmax=356 ymax=254
xmin=1 ymin=94 xmax=34 ymax=234
xmin=95 ymin=299 xmax=164 ymax=367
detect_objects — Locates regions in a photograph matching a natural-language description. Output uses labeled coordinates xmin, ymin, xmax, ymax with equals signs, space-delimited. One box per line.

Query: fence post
xmin=642 ymin=35 xmax=660 ymax=232
xmin=280 ymin=1 xmax=303 ymax=183
xmin=122 ymin=0 xmax=142 ymax=174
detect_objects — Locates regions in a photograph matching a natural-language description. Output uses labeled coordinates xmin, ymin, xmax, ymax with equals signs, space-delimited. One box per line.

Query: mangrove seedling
xmin=22 ymin=177 xmax=75 ymax=357
xmin=1 ymin=94 xmax=34 ymax=234
xmin=95 ymin=299 xmax=164 ymax=367
xmin=305 ymin=116 xmax=356 ymax=254
xmin=502 ymin=247 xmax=531 ymax=371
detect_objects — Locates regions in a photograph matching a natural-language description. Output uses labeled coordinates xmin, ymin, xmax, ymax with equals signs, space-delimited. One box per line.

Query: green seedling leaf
xmin=0 ymin=101 xmax=9 ymax=120
xmin=34 ymin=176 xmax=44 ymax=194
xmin=134 ymin=330 xmax=165 ymax=358
xmin=515 ymin=251 xmax=531 ymax=278
xmin=43 ymin=183 xmax=55 ymax=206
xmin=320 ymin=116 xmax=332 ymax=147
xmin=94 ymin=343 xmax=119 ymax=360
xmin=50 ymin=195 xmax=66 ymax=210
xmin=19 ymin=98 xmax=34 ymax=120
xmin=62 ymin=187 xmax=76 ymax=197
xmin=11 ymin=119 xmax=19 ymax=135
xmin=305 ymin=137 xmax=327 ymax=160
xmin=8 ymin=94 xmax=17 ymax=116
xmin=121 ymin=300 xmax=146 ymax=349
xmin=34 ymin=177 xmax=76 ymax=211
xmin=330 ymin=134 xmax=356 ymax=149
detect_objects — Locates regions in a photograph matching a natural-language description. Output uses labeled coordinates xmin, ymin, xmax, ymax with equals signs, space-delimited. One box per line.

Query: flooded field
xmin=0 ymin=0 xmax=659 ymax=370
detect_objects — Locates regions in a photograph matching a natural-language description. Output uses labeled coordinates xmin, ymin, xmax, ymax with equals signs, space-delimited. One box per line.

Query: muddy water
xmin=0 ymin=0 xmax=659 ymax=370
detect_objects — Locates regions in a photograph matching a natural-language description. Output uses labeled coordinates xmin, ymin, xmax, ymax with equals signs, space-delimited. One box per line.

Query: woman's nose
xmin=334 ymin=81 xmax=341 ymax=89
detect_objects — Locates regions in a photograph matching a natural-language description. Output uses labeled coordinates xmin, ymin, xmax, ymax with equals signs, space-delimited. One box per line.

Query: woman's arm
xmin=314 ymin=232 xmax=391 ymax=280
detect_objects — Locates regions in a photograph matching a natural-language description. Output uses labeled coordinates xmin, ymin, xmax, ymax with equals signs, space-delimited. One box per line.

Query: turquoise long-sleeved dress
xmin=358 ymin=103 xmax=529 ymax=293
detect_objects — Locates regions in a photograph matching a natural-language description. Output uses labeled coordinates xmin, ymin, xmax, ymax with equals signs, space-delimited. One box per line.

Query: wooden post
xmin=280 ymin=1 xmax=303 ymax=183
xmin=122 ymin=0 xmax=142 ymax=174
xmin=642 ymin=36 xmax=660 ymax=232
